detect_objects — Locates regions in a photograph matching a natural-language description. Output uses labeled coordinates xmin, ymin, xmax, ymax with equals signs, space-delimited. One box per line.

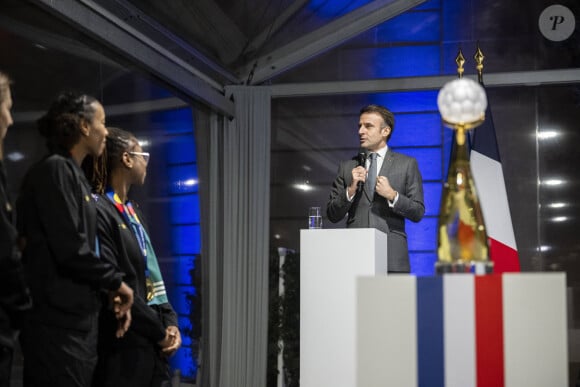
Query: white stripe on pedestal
xmin=443 ymin=274 xmax=476 ymax=387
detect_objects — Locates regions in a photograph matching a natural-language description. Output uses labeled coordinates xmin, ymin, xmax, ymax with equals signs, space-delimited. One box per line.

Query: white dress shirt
xmin=347 ymin=145 xmax=398 ymax=206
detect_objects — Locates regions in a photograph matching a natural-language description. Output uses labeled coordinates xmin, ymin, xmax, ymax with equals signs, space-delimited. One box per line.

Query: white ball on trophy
xmin=437 ymin=78 xmax=488 ymax=125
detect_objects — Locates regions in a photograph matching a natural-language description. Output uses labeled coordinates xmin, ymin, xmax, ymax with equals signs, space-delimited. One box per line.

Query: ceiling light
xmin=537 ymin=130 xmax=559 ymax=140
xmin=548 ymin=202 xmax=567 ymax=208
xmin=177 ymin=179 xmax=197 ymax=187
xmin=293 ymin=183 xmax=313 ymax=192
xmin=542 ymin=179 xmax=565 ymax=186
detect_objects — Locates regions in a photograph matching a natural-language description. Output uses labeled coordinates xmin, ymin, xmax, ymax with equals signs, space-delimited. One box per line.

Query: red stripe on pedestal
xmin=489 ymin=237 xmax=520 ymax=273
xmin=475 ymin=275 xmax=504 ymax=387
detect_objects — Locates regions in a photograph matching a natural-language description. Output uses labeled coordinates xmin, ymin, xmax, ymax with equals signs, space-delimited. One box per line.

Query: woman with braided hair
xmin=84 ymin=126 xmax=180 ymax=387
xmin=16 ymin=92 xmax=133 ymax=387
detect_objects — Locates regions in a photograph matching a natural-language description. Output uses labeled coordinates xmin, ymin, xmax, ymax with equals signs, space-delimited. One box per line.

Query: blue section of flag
xmin=417 ymin=276 xmax=445 ymax=387
xmin=471 ymin=82 xmax=501 ymax=162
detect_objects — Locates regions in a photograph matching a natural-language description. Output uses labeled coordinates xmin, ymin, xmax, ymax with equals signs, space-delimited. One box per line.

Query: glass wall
xmin=1 ymin=1 xmax=200 ymax=383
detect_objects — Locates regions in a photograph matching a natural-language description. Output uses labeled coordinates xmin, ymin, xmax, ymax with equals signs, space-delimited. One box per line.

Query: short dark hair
xmin=37 ymin=92 xmax=99 ymax=153
xmin=360 ymin=104 xmax=395 ymax=141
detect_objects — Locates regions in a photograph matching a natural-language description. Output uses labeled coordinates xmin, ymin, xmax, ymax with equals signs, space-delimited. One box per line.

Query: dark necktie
xmin=365 ymin=152 xmax=377 ymax=196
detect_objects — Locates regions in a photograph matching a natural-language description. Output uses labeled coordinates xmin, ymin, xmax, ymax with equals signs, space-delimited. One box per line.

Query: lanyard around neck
xmin=105 ymin=190 xmax=149 ymax=266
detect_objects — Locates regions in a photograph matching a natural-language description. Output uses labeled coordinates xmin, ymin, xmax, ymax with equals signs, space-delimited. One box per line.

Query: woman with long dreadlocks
xmin=84 ymin=127 xmax=180 ymax=387
xmin=16 ymin=92 xmax=134 ymax=387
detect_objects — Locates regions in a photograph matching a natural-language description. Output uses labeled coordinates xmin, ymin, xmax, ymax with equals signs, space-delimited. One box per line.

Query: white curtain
xmin=196 ymin=85 xmax=272 ymax=387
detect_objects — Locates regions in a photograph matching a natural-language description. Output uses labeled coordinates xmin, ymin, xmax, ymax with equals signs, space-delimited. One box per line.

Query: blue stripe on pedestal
xmin=417 ymin=276 xmax=444 ymax=387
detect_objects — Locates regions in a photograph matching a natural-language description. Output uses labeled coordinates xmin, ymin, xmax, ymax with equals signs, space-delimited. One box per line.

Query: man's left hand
xmin=375 ymin=176 xmax=397 ymax=201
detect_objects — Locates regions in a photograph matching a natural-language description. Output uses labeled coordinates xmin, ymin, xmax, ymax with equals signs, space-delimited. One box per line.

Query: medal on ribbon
xmin=146 ymin=277 xmax=155 ymax=301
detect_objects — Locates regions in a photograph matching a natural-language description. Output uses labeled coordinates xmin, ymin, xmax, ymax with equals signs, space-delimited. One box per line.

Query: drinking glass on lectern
xmin=308 ymin=206 xmax=322 ymax=229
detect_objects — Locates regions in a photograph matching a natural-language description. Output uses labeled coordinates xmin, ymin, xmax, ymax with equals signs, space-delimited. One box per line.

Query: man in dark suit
xmin=327 ymin=104 xmax=425 ymax=273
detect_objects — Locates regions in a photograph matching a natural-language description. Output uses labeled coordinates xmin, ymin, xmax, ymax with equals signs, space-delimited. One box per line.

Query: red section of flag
xmin=475 ymin=275 xmax=504 ymax=387
xmin=489 ymin=237 xmax=521 ymax=273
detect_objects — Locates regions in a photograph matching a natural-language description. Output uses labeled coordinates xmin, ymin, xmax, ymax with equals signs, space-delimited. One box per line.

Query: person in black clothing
xmin=84 ymin=127 xmax=180 ymax=387
xmin=16 ymin=92 xmax=134 ymax=387
xmin=0 ymin=71 xmax=32 ymax=387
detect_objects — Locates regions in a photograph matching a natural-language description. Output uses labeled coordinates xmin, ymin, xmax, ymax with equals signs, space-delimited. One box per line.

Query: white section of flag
xmin=444 ymin=275 xmax=476 ymax=387
xmin=470 ymin=150 xmax=517 ymax=250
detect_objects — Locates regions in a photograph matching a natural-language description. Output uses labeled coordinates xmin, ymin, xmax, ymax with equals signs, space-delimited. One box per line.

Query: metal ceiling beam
xmin=239 ymin=0 xmax=427 ymax=85
xmin=28 ymin=0 xmax=234 ymax=117
xmin=185 ymin=0 xmax=247 ymax=65
xmin=0 ymin=14 xmax=123 ymax=70
xmin=269 ymin=69 xmax=580 ymax=97
xmin=245 ymin=0 xmax=310 ymax=55
xmin=14 ymin=97 xmax=189 ymax=123
xmin=16 ymin=68 xmax=579 ymax=121
xmin=109 ymin=0 xmax=239 ymax=83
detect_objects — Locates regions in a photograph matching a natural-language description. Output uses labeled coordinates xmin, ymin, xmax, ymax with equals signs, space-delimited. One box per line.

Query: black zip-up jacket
xmin=16 ymin=154 xmax=123 ymax=331
xmin=0 ymin=161 xmax=31 ymax=348
xmin=95 ymin=195 xmax=177 ymax=349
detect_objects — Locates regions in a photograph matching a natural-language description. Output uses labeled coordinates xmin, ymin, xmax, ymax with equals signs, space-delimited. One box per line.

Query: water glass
xmin=308 ymin=206 xmax=322 ymax=229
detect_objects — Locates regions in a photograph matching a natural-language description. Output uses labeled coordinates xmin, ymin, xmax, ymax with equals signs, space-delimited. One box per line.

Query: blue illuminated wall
xmin=363 ymin=0 xmax=454 ymax=275
xmin=308 ymin=0 xmax=374 ymax=18
xmin=151 ymin=108 xmax=200 ymax=378
xmin=379 ymin=91 xmax=443 ymax=275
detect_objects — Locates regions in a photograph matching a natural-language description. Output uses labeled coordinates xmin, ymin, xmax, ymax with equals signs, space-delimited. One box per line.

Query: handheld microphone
xmin=357 ymin=152 xmax=366 ymax=193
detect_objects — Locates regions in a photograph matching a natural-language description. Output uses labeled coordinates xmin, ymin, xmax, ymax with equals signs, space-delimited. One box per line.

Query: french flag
xmin=470 ymin=80 xmax=520 ymax=273
xmin=357 ymin=274 xmax=568 ymax=387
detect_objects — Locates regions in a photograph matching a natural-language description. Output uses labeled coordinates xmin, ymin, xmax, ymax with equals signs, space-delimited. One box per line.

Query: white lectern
xmin=300 ymin=228 xmax=388 ymax=387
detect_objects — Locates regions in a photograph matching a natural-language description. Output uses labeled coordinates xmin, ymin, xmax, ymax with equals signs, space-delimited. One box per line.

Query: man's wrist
xmin=346 ymin=186 xmax=356 ymax=201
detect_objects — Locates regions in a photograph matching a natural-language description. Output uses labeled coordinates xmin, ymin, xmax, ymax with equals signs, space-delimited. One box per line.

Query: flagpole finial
xmin=456 ymin=49 xmax=465 ymax=78
xmin=474 ymin=44 xmax=485 ymax=83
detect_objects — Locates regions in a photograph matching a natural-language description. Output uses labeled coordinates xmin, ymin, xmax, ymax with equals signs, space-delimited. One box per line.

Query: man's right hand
xmin=349 ymin=165 xmax=367 ymax=197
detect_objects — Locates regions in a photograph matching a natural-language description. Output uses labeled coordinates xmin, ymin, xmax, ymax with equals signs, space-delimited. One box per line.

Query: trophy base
xmin=435 ymin=260 xmax=494 ymax=275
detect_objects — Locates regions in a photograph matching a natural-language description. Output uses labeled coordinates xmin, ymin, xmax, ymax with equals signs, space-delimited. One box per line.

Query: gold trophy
xmin=435 ymin=50 xmax=492 ymax=274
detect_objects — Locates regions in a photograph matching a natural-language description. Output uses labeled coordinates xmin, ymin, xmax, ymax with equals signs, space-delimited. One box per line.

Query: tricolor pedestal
xmin=357 ymin=273 xmax=568 ymax=387
xmin=300 ymin=228 xmax=388 ymax=387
